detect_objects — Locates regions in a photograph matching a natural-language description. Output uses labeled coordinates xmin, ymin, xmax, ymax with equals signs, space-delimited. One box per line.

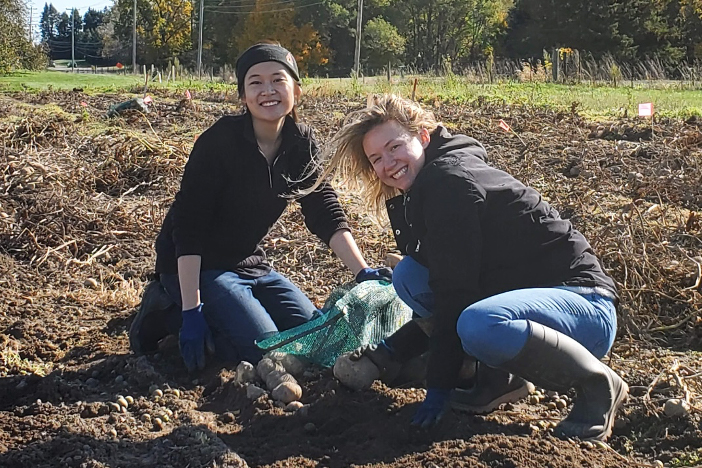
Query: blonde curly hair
xmin=307 ymin=94 xmax=439 ymax=218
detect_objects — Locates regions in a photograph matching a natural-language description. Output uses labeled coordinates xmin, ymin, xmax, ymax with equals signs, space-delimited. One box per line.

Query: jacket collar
xmin=423 ymin=125 xmax=488 ymax=164
xmin=241 ymin=110 xmax=305 ymax=147
xmin=424 ymin=125 xmax=453 ymax=163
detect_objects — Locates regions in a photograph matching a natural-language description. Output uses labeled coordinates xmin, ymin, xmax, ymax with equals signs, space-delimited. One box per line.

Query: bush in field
xmin=363 ymin=18 xmax=405 ymax=71
xmin=516 ymin=60 xmax=548 ymax=82
xmin=0 ymin=0 xmax=48 ymax=74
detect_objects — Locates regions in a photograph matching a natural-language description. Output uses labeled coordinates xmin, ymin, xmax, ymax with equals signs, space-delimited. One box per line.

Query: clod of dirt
xmin=333 ymin=352 xmax=380 ymax=391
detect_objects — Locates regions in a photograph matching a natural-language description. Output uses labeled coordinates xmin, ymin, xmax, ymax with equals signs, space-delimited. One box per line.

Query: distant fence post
xmin=573 ymin=49 xmax=581 ymax=83
xmin=552 ymin=48 xmax=560 ymax=82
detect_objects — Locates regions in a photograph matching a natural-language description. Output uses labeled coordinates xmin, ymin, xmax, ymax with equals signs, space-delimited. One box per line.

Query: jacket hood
xmin=424 ymin=125 xmax=488 ymax=163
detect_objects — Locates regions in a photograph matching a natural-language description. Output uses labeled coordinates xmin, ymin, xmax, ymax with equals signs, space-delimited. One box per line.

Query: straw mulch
xmin=0 ymin=90 xmax=701 ymax=468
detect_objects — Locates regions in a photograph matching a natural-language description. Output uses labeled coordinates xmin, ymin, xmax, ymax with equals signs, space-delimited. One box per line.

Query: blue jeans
xmin=393 ymin=256 xmax=617 ymax=367
xmin=160 ymin=269 xmax=315 ymax=363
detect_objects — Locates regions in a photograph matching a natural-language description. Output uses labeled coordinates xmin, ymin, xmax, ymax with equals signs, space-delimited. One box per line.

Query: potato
xmin=663 ymin=398 xmax=689 ymax=417
xmin=245 ymin=384 xmax=267 ymax=400
xmin=263 ymin=351 xmax=287 ymax=362
xmin=280 ymin=354 xmax=306 ymax=376
xmin=272 ymin=382 xmax=302 ymax=404
xmin=266 ymin=370 xmax=297 ymax=391
xmin=333 ymin=352 xmax=380 ymax=391
xmin=257 ymin=358 xmax=283 ymax=380
xmin=284 ymin=401 xmax=304 ymax=412
xmin=235 ymin=361 xmax=257 ymax=384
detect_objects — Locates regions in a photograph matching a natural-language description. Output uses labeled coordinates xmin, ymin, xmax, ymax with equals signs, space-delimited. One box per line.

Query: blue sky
xmin=29 ymin=0 xmax=114 ymax=40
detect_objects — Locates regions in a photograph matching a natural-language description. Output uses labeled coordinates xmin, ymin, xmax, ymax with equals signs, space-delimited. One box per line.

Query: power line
xmin=204 ymin=0 xmax=295 ymax=9
xmin=203 ymin=0 xmax=290 ymax=5
xmin=204 ymin=0 xmax=324 ymax=13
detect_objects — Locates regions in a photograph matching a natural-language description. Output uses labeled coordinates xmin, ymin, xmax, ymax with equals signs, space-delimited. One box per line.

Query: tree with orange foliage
xmin=235 ymin=0 xmax=330 ymax=75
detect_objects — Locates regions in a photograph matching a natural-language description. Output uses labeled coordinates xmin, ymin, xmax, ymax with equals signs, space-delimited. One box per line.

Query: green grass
xmin=306 ymin=76 xmax=702 ymax=119
xmin=0 ymin=70 xmax=145 ymax=92
xmin=669 ymin=449 xmax=702 ymax=467
xmin=3 ymin=70 xmax=702 ymax=119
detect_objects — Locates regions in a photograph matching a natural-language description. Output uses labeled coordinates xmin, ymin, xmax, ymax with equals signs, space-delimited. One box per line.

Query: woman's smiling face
xmin=242 ymin=61 xmax=300 ymax=123
xmin=363 ymin=120 xmax=430 ymax=191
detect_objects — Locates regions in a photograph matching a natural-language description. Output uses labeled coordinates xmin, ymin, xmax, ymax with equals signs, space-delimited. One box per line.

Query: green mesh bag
xmin=255 ymin=280 xmax=413 ymax=368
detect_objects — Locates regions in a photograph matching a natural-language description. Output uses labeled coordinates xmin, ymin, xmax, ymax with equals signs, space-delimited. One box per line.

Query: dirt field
xmin=1 ymin=89 xmax=701 ymax=468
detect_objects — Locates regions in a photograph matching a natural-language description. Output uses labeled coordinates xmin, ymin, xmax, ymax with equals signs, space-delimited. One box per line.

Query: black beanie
xmin=236 ymin=43 xmax=300 ymax=95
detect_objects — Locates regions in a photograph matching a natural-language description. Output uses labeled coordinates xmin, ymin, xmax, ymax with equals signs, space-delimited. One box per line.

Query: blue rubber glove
xmin=355 ymin=267 xmax=393 ymax=284
xmin=411 ymin=388 xmax=450 ymax=428
xmin=179 ymin=304 xmax=214 ymax=372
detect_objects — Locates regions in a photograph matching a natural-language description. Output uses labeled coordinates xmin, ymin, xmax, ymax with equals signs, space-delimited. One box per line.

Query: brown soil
xmin=1 ymin=89 xmax=701 ymax=468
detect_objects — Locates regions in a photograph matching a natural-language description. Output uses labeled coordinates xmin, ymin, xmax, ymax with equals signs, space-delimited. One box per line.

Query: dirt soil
xmin=1 ymin=89 xmax=702 ymax=468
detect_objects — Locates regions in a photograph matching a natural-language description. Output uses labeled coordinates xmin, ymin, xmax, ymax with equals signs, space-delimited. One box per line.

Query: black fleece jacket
xmin=155 ymin=112 xmax=349 ymax=276
xmin=386 ymin=126 xmax=618 ymax=390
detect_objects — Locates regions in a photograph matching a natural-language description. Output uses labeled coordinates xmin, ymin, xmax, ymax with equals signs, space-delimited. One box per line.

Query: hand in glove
xmin=411 ymin=388 xmax=450 ymax=428
xmin=355 ymin=267 xmax=393 ymax=284
xmin=349 ymin=340 xmax=403 ymax=383
xmin=179 ymin=304 xmax=214 ymax=372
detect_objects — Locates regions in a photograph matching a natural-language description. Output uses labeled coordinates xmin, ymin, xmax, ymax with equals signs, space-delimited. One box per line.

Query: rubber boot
xmin=500 ymin=322 xmax=628 ymax=441
xmin=351 ymin=319 xmax=429 ymax=385
xmin=129 ymin=280 xmax=181 ymax=354
xmin=450 ymin=362 xmax=534 ymax=414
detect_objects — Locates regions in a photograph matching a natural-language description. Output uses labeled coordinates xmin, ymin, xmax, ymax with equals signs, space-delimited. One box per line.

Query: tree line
xmin=5 ymin=0 xmax=702 ymax=76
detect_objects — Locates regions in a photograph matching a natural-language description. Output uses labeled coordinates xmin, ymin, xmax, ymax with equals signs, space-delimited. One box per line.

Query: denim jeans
xmin=393 ymin=256 xmax=617 ymax=367
xmin=160 ymin=269 xmax=315 ymax=363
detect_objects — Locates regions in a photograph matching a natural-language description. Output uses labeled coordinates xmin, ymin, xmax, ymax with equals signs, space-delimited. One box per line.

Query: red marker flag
xmin=638 ymin=103 xmax=653 ymax=117
xmin=185 ymin=90 xmax=192 ymax=100
xmin=80 ymin=101 xmax=88 ymax=107
xmin=499 ymin=119 xmax=511 ymax=132
xmin=143 ymin=95 xmax=153 ymax=104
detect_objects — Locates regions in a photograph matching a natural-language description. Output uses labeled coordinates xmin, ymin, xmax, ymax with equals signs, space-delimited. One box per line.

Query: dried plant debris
xmin=0 ymin=91 xmax=701 ymax=468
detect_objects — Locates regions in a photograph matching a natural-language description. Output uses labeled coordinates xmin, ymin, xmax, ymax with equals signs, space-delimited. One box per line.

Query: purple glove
xmin=355 ymin=267 xmax=393 ymax=284
xmin=179 ymin=304 xmax=214 ymax=372
xmin=411 ymin=388 xmax=450 ymax=428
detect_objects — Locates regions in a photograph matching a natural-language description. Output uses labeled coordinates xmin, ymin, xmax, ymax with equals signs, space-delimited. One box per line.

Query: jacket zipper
xmin=266 ymin=151 xmax=283 ymax=189
xmin=403 ymin=192 xmax=421 ymax=252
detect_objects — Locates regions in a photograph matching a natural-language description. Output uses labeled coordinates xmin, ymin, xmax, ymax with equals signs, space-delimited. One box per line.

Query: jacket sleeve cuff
xmin=317 ymin=222 xmax=351 ymax=246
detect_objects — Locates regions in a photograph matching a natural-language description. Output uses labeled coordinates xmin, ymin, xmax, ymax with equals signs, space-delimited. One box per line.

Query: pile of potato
xmin=333 ymin=352 xmax=380 ymax=391
xmin=235 ymin=352 xmax=305 ymax=407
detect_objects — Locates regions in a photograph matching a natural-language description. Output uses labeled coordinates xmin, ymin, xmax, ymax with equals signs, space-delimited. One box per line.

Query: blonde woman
xmin=313 ymin=94 xmax=627 ymax=441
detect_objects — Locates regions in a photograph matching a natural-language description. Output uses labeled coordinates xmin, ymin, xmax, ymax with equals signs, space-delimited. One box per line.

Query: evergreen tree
xmin=39 ymin=3 xmax=59 ymax=43
xmin=0 ymin=0 xmax=46 ymax=74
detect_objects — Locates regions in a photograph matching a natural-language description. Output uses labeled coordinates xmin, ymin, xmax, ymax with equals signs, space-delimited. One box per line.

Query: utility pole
xmin=197 ymin=0 xmax=204 ymax=78
xmin=29 ymin=6 xmax=32 ymax=42
xmin=353 ymin=0 xmax=363 ymax=79
xmin=70 ymin=8 xmax=75 ymax=73
xmin=132 ymin=0 xmax=137 ymax=74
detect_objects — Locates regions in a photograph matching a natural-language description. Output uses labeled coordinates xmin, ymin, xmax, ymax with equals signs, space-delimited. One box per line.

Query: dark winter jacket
xmin=155 ymin=112 xmax=349 ymax=276
xmin=386 ymin=126 xmax=618 ymax=390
